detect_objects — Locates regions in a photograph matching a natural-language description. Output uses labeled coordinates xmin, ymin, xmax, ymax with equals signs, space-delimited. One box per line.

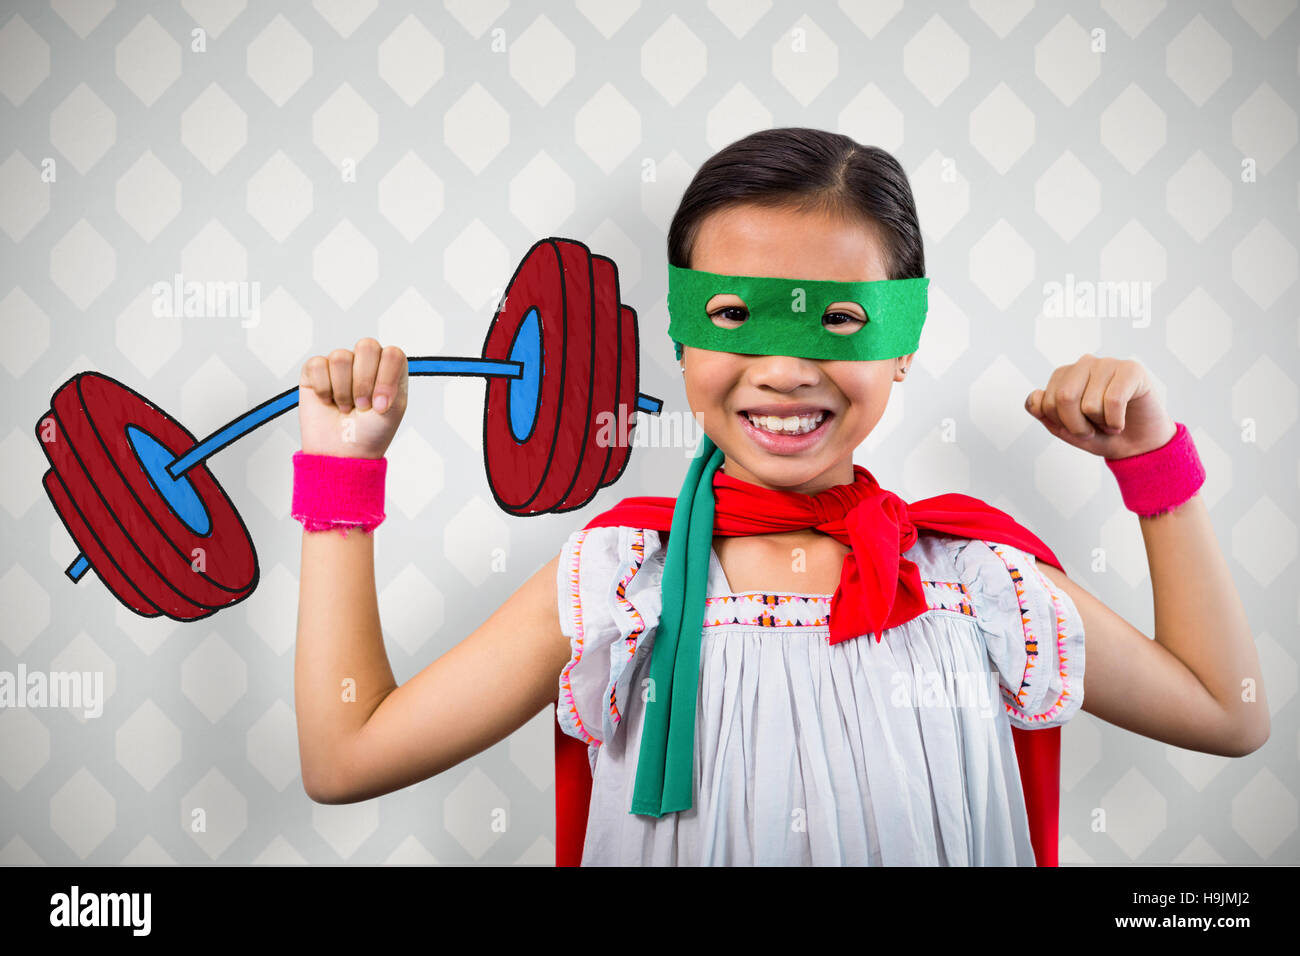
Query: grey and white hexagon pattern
xmin=0 ymin=0 xmax=1297 ymax=865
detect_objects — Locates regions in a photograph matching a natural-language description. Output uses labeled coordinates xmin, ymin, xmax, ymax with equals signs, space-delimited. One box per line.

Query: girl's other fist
xmin=1024 ymin=353 xmax=1175 ymax=459
xmin=299 ymin=339 xmax=409 ymax=459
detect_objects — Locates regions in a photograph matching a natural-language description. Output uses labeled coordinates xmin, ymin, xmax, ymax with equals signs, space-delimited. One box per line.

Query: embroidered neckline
xmin=700 ymin=580 xmax=975 ymax=628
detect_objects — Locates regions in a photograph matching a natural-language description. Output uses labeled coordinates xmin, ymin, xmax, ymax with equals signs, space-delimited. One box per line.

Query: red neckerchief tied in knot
xmin=711 ymin=464 xmax=929 ymax=644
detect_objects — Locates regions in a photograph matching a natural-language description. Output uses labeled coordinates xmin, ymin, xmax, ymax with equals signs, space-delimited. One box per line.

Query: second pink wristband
xmin=1104 ymin=421 xmax=1205 ymax=518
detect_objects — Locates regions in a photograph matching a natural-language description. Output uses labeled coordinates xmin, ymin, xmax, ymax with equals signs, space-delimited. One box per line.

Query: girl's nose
xmin=744 ymin=353 xmax=822 ymax=390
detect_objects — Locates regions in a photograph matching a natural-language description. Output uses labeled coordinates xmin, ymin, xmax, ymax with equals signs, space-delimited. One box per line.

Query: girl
xmin=292 ymin=128 xmax=1269 ymax=866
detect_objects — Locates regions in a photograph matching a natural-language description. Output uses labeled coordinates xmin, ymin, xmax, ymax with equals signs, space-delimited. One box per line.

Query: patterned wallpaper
xmin=0 ymin=0 xmax=1296 ymax=864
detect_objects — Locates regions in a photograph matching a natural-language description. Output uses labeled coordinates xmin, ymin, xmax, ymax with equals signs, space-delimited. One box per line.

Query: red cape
xmin=555 ymin=491 xmax=1064 ymax=867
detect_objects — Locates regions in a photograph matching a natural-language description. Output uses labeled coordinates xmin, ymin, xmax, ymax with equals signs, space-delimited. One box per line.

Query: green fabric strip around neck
xmin=628 ymin=433 xmax=724 ymax=817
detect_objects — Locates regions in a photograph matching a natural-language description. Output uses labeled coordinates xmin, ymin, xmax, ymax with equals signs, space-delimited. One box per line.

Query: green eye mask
xmin=667 ymin=264 xmax=929 ymax=363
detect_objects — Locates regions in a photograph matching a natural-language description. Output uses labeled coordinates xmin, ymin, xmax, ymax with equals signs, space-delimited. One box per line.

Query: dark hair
xmin=667 ymin=127 xmax=925 ymax=281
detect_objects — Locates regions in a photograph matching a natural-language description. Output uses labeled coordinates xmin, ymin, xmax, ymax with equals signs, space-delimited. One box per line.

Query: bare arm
xmin=1026 ymin=355 xmax=1269 ymax=757
xmin=295 ymin=533 xmax=570 ymax=803
xmin=292 ymin=338 xmax=572 ymax=803
xmin=1037 ymin=499 xmax=1269 ymax=757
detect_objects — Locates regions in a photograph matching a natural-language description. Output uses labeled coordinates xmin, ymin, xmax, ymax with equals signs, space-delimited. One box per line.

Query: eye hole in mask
xmin=705 ymin=294 xmax=749 ymax=329
xmin=704 ymin=294 xmax=868 ymax=336
xmin=821 ymin=301 xmax=868 ymax=336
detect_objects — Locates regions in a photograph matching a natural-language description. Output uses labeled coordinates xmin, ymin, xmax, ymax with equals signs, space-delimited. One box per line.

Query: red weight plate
xmin=536 ymin=240 xmax=598 ymax=513
xmin=77 ymin=373 xmax=257 ymax=606
xmin=554 ymin=252 xmax=622 ymax=511
xmin=50 ymin=373 xmax=257 ymax=612
xmin=482 ymin=239 xmax=598 ymax=515
xmin=42 ymin=466 xmax=161 ymax=617
xmin=600 ymin=303 xmax=641 ymax=489
xmin=481 ymin=240 xmax=567 ymax=513
xmin=38 ymin=402 xmax=215 ymax=620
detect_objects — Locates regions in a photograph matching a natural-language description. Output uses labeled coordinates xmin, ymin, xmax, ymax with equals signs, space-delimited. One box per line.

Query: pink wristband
xmin=1104 ymin=422 xmax=1205 ymax=518
xmin=291 ymin=452 xmax=387 ymax=535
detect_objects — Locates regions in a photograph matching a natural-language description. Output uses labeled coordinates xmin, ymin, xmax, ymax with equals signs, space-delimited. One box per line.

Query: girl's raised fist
xmin=298 ymin=339 xmax=409 ymax=459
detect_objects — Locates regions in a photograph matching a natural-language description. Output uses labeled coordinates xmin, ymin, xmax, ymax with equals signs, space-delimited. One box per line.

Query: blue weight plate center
xmin=126 ymin=424 xmax=213 ymax=537
xmin=508 ymin=306 xmax=543 ymax=442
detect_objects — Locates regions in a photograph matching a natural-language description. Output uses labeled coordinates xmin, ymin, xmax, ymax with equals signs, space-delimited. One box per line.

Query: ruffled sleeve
xmin=948 ymin=538 xmax=1086 ymax=730
xmin=554 ymin=525 xmax=664 ymax=750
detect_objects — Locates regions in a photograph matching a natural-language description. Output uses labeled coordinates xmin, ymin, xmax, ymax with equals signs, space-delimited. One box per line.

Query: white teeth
xmin=745 ymin=411 xmax=826 ymax=435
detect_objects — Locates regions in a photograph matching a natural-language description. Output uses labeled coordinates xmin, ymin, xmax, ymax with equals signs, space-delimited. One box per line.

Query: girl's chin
xmin=721 ymin=439 xmax=852 ymax=490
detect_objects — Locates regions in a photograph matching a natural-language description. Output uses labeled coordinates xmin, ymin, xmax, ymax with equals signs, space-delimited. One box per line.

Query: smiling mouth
xmin=743 ymin=411 xmax=832 ymax=452
xmin=740 ymin=410 xmax=830 ymax=436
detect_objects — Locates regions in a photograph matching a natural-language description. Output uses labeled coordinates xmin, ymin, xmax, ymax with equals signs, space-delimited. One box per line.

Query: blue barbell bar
xmin=65 ymin=355 xmax=664 ymax=582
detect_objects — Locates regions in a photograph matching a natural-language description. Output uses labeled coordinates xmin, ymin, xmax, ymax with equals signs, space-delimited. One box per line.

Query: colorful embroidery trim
xmin=1024 ymin=563 xmax=1075 ymax=724
xmin=989 ymin=544 xmax=1038 ymax=708
xmin=558 ymin=529 xmax=599 ymax=747
xmin=921 ymin=579 xmax=977 ymax=618
xmin=701 ymin=593 xmax=830 ymax=628
xmin=699 ymin=580 xmax=973 ymax=628
xmin=608 ymin=530 xmax=650 ymax=727
xmin=986 ymin=542 xmax=1074 ymax=723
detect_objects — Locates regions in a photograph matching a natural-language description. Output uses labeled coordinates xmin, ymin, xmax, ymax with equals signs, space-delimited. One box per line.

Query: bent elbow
xmin=302 ymin=774 xmax=334 ymax=804
xmin=303 ymin=779 xmax=334 ymax=804
xmin=303 ymin=779 xmax=360 ymax=805
xmin=1220 ymin=714 xmax=1270 ymax=757
xmin=302 ymin=764 xmax=356 ymax=805
xmin=1239 ymin=722 xmax=1270 ymax=756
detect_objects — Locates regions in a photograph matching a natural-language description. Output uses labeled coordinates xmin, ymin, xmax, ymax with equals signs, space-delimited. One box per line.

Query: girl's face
xmin=682 ymin=202 xmax=914 ymax=496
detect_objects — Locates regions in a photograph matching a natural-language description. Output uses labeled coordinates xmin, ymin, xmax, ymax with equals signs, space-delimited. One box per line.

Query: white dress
xmin=554 ymin=525 xmax=1086 ymax=866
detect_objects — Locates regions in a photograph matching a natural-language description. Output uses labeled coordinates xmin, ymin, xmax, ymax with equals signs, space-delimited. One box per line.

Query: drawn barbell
xmin=36 ymin=238 xmax=663 ymax=622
